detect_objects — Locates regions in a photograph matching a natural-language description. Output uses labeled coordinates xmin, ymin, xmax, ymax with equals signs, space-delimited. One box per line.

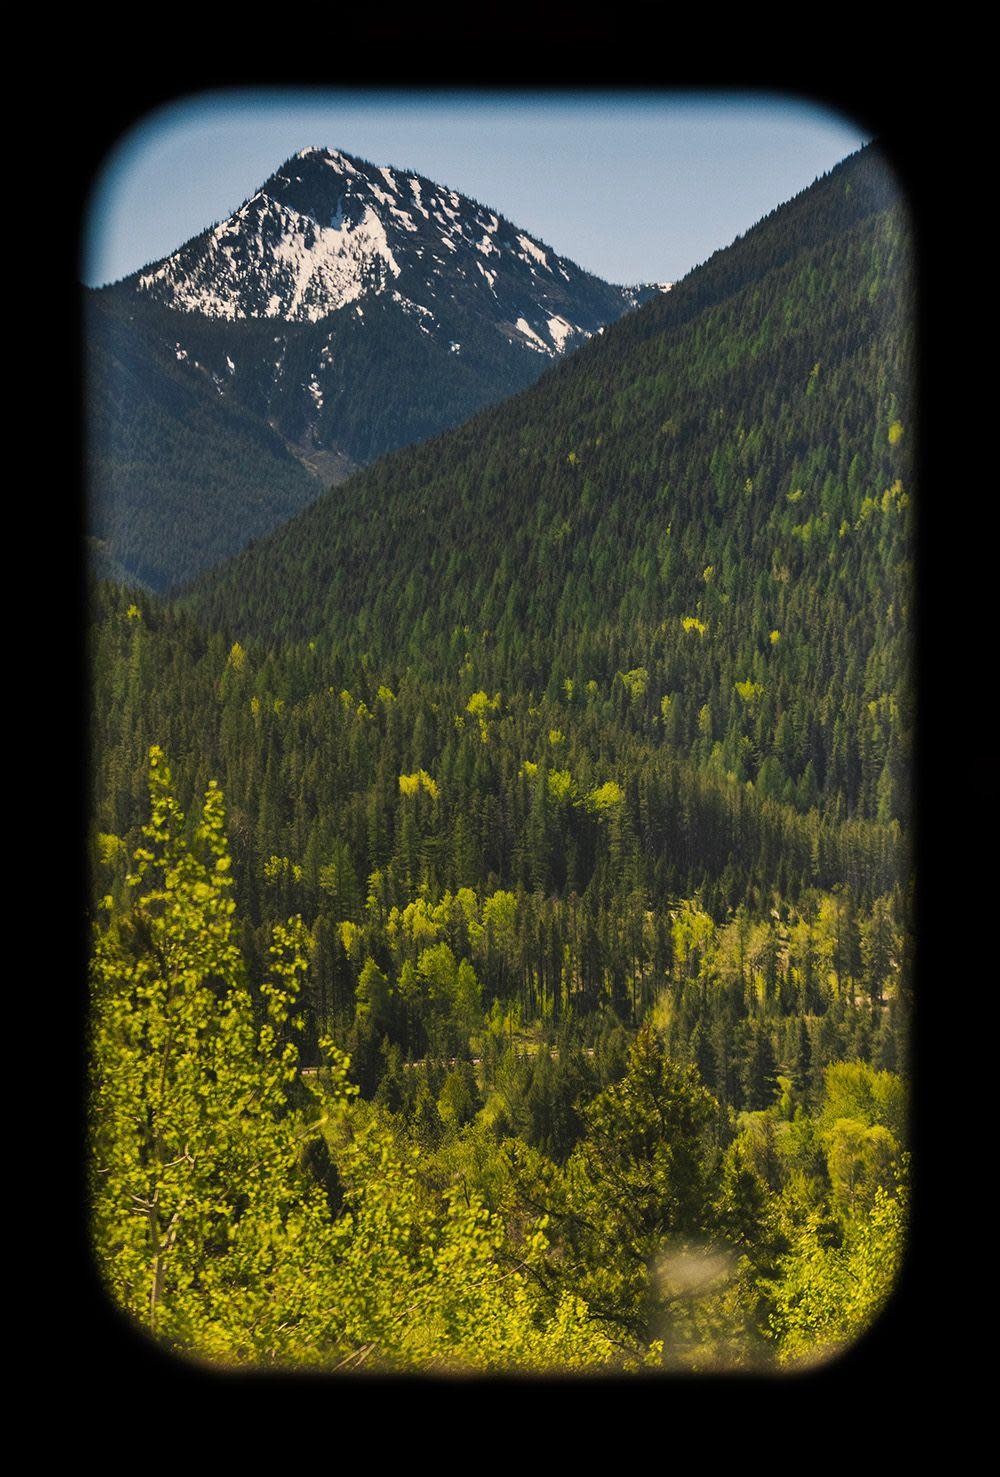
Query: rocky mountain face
xmin=89 ymin=146 xmax=666 ymax=590
xmin=131 ymin=145 xmax=661 ymax=339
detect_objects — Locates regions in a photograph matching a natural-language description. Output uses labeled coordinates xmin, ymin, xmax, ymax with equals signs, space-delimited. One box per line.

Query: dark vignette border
xmin=62 ymin=35 xmax=940 ymax=1412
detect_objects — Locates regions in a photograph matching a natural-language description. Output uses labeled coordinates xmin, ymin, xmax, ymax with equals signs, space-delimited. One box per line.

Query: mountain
xmin=130 ymin=145 xmax=660 ymax=337
xmin=88 ymin=146 xmax=664 ymax=591
xmin=184 ymin=140 xmax=912 ymax=849
xmin=139 ymin=136 xmax=910 ymax=873
xmin=95 ymin=132 xmax=915 ymax=929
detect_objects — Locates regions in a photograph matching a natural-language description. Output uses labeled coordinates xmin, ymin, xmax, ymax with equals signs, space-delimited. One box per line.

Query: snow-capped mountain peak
xmin=132 ymin=146 xmax=655 ymax=356
xmin=100 ymin=144 xmax=669 ymax=536
xmin=92 ymin=145 xmax=672 ymax=589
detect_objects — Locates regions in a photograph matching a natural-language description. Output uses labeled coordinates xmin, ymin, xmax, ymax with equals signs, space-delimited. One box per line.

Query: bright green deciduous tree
xmin=768 ymin=1174 xmax=907 ymax=1365
xmin=91 ymin=748 xmax=632 ymax=1372
xmin=90 ymin=745 xmax=337 ymax=1363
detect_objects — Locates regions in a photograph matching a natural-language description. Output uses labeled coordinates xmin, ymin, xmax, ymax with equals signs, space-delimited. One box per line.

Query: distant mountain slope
xmin=184 ymin=144 xmax=913 ymax=832
xmin=86 ymin=290 xmax=322 ymax=592
xmin=89 ymin=147 xmax=663 ymax=590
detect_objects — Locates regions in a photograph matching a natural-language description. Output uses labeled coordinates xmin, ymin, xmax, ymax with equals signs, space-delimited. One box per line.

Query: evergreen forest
xmin=88 ymin=143 xmax=914 ymax=1373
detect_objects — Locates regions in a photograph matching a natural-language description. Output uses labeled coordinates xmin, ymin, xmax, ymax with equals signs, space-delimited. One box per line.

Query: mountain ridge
xmin=89 ymin=144 xmax=665 ymax=590
xmin=182 ymin=144 xmax=903 ymax=633
xmin=118 ymin=145 xmax=663 ymax=341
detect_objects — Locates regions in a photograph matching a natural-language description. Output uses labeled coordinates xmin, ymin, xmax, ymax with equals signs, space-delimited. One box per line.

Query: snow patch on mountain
xmin=139 ymin=192 xmax=402 ymax=322
xmin=547 ymin=315 xmax=577 ymax=351
xmin=408 ymin=177 xmax=429 ymax=217
xmin=516 ymin=234 xmax=550 ymax=271
xmin=515 ymin=317 xmax=552 ymax=354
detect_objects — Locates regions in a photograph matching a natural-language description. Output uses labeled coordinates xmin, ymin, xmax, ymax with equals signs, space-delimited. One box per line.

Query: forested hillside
xmin=87 ymin=290 xmax=322 ymax=591
xmin=89 ymin=143 xmax=914 ymax=1371
xmin=184 ymin=145 xmax=912 ymax=834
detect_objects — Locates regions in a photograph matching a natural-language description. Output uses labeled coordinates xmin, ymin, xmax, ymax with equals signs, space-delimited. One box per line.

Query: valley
xmin=88 ymin=137 xmax=913 ymax=1373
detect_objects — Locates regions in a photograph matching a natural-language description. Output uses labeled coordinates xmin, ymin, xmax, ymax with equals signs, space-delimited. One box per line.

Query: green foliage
xmin=555 ymin=1023 xmax=719 ymax=1340
xmin=398 ymin=769 xmax=439 ymax=799
xmin=91 ymin=746 xmax=336 ymax=1359
xmin=734 ymin=679 xmax=764 ymax=706
xmin=820 ymin=1060 xmax=907 ymax=1140
xmin=768 ymin=1175 xmax=907 ymax=1365
xmin=585 ymin=780 xmax=625 ymax=811
xmin=618 ymin=667 xmax=649 ymax=701
xmin=90 ymin=750 xmax=640 ymax=1370
xmin=88 ymin=146 xmax=912 ymax=1372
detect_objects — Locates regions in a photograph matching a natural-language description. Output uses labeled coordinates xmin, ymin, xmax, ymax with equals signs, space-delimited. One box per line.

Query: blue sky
xmin=84 ymin=91 xmax=871 ymax=290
